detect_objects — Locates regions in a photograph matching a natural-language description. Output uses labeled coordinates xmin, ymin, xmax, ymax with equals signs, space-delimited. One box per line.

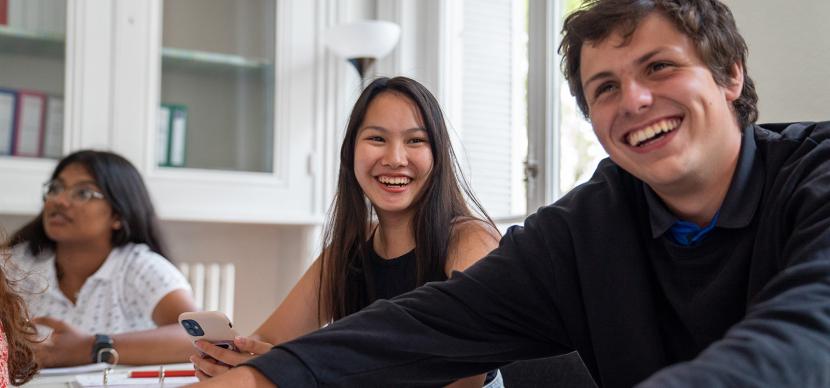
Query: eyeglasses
xmin=42 ymin=180 xmax=105 ymax=204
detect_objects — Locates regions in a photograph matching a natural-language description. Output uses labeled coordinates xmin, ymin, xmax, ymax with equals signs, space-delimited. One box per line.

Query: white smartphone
xmin=179 ymin=311 xmax=240 ymax=352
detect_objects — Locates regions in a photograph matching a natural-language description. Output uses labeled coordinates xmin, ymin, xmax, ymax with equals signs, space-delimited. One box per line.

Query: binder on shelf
xmin=42 ymin=95 xmax=63 ymax=159
xmin=6 ymin=0 xmax=33 ymax=31
xmin=1 ymin=0 xmax=8 ymax=26
xmin=39 ymin=0 xmax=66 ymax=36
xmin=12 ymin=90 xmax=46 ymax=157
xmin=169 ymin=106 xmax=187 ymax=167
xmin=6 ymin=0 xmax=66 ymax=35
xmin=6 ymin=0 xmax=19 ymax=29
xmin=0 ymin=88 xmax=16 ymax=155
xmin=156 ymin=105 xmax=171 ymax=166
xmin=158 ymin=104 xmax=187 ymax=167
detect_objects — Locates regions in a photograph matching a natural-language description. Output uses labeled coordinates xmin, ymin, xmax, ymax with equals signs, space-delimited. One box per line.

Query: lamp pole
xmin=348 ymin=57 xmax=377 ymax=87
xmin=323 ymin=20 xmax=400 ymax=89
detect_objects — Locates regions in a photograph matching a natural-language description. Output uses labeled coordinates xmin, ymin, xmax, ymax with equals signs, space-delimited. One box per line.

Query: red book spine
xmin=0 ymin=0 xmax=8 ymax=26
xmin=12 ymin=90 xmax=47 ymax=157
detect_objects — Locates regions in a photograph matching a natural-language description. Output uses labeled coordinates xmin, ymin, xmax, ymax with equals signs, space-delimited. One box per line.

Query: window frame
xmin=525 ymin=0 xmax=563 ymax=215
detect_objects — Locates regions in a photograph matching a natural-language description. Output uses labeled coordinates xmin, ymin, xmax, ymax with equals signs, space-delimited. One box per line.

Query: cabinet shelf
xmin=0 ymin=27 xmax=269 ymax=73
xmin=162 ymin=47 xmax=271 ymax=73
xmin=0 ymin=26 xmax=64 ymax=58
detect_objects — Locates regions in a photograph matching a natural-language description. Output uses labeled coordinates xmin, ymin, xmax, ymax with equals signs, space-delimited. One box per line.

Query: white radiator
xmin=178 ymin=262 xmax=235 ymax=320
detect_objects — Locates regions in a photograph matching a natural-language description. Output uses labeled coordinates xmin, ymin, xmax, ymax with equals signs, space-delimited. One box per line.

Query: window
xmin=450 ymin=0 xmax=605 ymax=223
xmin=524 ymin=0 xmax=606 ymax=213
xmin=556 ymin=0 xmax=606 ymax=195
xmin=456 ymin=0 xmax=528 ymax=220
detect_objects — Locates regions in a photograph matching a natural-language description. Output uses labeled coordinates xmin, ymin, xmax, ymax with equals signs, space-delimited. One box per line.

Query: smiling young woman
xmin=352 ymin=92 xmax=434 ymax=222
xmin=189 ymin=77 xmax=504 ymax=388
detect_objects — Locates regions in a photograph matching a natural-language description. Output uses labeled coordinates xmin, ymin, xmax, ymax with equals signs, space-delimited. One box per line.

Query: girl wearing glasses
xmin=4 ymin=150 xmax=197 ymax=367
xmin=191 ymin=76 xmax=503 ymax=387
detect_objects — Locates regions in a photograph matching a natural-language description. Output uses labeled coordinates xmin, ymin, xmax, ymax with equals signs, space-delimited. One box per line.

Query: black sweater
xmin=246 ymin=122 xmax=830 ymax=387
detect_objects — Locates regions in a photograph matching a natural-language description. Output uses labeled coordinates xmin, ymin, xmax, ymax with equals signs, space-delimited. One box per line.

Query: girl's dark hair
xmin=8 ymin=150 xmax=168 ymax=259
xmin=319 ymin=76 xmax=494 ymax=322
xmin=0 ymin=231 xmax=38 ymax=385
xmin=560 ymin=0 xmax=758 ymax=129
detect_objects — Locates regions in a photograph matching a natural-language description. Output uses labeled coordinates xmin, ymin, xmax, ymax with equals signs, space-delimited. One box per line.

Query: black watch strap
xmin=91 ymin=334 xmax=115 ymax=364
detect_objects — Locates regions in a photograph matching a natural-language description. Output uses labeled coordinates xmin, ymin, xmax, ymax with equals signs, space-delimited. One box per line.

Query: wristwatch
xmin=91 ymin=334 xmax=116 ymax=364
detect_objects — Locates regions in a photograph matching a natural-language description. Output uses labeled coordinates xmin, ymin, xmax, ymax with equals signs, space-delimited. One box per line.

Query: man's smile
xmin=624 ymin=117 xmax=682 ymax=147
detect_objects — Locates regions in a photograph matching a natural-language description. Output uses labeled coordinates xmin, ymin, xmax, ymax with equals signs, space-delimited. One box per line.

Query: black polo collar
xmin=645 ymin=124 xmax=764 ymax=239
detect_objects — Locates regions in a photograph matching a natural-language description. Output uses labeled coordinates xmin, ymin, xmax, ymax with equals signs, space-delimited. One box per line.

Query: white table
xmin=21 ymin=363 xmax=198 ymax=387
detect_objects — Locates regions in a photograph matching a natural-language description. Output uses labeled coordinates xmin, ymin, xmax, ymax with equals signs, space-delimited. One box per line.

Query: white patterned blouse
xmin=8 ymin=243 xmax=191 ymax=334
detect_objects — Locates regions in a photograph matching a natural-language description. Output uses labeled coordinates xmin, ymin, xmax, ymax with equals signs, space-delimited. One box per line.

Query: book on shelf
xmin=6 ymin=0 xmax=66 ymax=35
xmin=0 ymin=0 xmax=8 ymax=26
xmin=158 ymin=104 xmax=188 ymax=167
xmin=42 ymin=95 xmax=63 ymax=159
xmin=157 ymin=105 xmax=172 ymax=166
xmin=13 ymin=89 xmax=46 ymax=157
xmin=0 ymin=88 xmax=15 ymax=155
xmin=0 ymin=88 xmax=63 ymax=158
xmin=169 ymin=106 xmax=187 ymax=167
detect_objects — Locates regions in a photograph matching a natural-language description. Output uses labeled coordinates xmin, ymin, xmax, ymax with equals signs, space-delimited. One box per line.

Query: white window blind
xmin=460 ymin=0 xmax=526 ymax=219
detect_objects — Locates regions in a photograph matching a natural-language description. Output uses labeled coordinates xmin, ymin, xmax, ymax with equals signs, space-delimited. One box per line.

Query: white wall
xmin=159 ymin=221 xmax=319 ymax=335
xmin=724 ymin=0 xmax=830 ymax=123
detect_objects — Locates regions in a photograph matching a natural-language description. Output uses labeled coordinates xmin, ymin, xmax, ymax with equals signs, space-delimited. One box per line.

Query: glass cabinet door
xmin=159 ymin=0 xmax=275 ymax=173
xmin=0 ymin=0 xmax=67 ymax=160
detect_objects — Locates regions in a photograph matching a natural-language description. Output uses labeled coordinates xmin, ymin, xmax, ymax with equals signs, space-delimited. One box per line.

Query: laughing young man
xmin=190 ymin=0 xmax=830 ymax=387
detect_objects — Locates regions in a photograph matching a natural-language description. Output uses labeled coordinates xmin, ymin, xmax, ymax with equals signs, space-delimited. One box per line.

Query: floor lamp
xmin=324 ymin=20 xmax=401 ymax=85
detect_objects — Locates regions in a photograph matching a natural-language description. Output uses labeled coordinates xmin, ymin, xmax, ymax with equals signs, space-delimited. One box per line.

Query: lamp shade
xmin=323 ymin=20 xmax=401 ymax=60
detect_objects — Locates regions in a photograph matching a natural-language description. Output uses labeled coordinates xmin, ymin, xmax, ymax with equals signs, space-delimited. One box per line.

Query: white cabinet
xmin=0 ymin=0 xmax=345 ymax=224
xmin=0 ymin=0 xmax=68 ymax=216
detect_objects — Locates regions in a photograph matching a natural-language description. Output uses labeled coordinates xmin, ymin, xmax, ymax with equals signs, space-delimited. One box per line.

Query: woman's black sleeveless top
xmin=365 ymin=240 xmax=427 ymax=302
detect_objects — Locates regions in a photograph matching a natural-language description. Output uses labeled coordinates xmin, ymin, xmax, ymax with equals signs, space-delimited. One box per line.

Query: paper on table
xmin=37 ymin=362 xmax=110 ymax=376
xmin=74 ymin=372 xmax=197 ymax=387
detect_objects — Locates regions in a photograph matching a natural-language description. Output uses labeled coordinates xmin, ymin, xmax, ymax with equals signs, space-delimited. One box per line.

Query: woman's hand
xmin=32 ymin=316 xmax=95 ymax=367
xmin=191 ymin=336 xmax=273 ymax=381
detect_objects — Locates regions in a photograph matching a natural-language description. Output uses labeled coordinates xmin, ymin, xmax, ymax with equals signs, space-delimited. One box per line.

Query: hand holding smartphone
xmin=179 ymin=311 xmax=239 ymax=353
xmin=181 ymin=312 xmax=275 ymax=378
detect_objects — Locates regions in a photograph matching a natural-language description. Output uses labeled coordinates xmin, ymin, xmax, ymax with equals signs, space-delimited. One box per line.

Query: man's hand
xmin=191 ymin=336 xmax=273 ymax=381
xmin=32 ymin=316 xmax=95 ymax=367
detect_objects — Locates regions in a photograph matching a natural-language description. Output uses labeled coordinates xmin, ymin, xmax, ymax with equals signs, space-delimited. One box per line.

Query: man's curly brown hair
xmin=560 ymin=0 xmax=758 ymax=129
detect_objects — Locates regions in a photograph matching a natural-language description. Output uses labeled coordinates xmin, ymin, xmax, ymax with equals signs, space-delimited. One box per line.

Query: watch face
xmin=92 ymin=334 xmax=116 ymax=364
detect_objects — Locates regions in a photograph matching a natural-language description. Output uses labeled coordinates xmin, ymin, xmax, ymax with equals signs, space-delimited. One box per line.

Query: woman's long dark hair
xmin=8 ymin=150 xmax=168 ymax=259
xmin=319 ymin=76 xmax=495 ymax=322
xmin=0 ymin=231 xmax=38 ymax=385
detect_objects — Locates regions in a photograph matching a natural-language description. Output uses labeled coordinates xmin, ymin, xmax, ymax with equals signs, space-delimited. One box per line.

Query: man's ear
xmin=724 ymin=62 xmax=744 ymax=102
xmin=112 ymin=217 xmax=122 ymax=231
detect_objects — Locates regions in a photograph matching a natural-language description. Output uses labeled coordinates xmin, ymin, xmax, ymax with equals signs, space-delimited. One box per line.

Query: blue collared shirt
xmin=668 ymin=211 xmax=720 ymax=246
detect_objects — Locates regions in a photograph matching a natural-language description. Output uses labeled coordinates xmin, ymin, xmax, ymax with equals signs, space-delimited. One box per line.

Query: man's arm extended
xmin=243 ymin=210 xmax=576 ymax=387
